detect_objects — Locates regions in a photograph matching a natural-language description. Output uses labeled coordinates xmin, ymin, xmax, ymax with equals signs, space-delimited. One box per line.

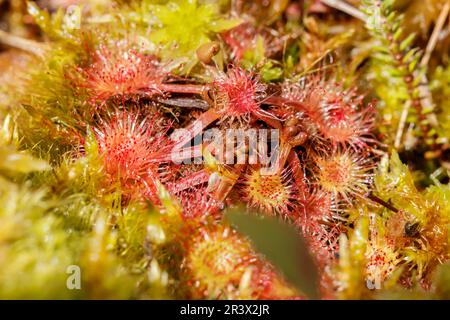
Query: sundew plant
xmin=0 ymin=0 xmax=450 ymax=300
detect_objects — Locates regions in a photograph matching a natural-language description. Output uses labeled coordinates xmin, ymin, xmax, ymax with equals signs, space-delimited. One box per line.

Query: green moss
xmin=146 ymin=0 xmax=240 ymax=73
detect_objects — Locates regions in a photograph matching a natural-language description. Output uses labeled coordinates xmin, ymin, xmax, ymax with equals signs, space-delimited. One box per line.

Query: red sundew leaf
xmin=225 ymin=208 xmax=320 ymax=299
xmin=212 ymin=67 xmax=268 ymax=124
xmin=92 ymin=110 xmax=173 ymax=202
xmin=74 ymin=43 xmax=166 ymax=106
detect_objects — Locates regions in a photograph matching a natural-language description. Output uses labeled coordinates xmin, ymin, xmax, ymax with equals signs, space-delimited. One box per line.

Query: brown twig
xmin=320 ymin=0 xmax=367 ymax=21
xmin=0 ymin=30 xmax=46 ymax=57
xmin=367 ymin=192 xmax=399 ymax=213
xmin=421 ymin=2 xmax=450 ymax=68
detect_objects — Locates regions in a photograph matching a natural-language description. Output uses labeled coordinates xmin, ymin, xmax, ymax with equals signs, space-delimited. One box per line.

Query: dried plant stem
xmin=367 ymin=192 xmax=399 ymax=214
xmin=421 ymin=2 xmax=450 ymax=68
xmin=395 ymin=101 xmax=410 ymax=149
xmin=320 ymin=0 xmax=367 ymax=21
xmin=0 ymin=30 xmax=46 ymax=57
xmin=418 ymin=2 xmax=450 ymax=134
